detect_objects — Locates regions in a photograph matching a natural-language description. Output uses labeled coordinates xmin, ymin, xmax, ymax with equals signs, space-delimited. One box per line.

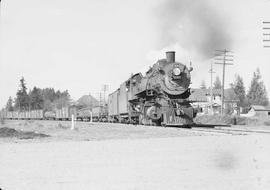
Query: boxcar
xmin=119 ymin=82 xmax=128 ymax=115
xmin=108 ymin=89 xmax=120 ymax=122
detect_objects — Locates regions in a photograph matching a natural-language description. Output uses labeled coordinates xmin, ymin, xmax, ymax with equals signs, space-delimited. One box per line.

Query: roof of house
xmin=189 ymin=88 xmax=239 ymax=102
xmin=250 ymin=105 xmax=270 ymax=111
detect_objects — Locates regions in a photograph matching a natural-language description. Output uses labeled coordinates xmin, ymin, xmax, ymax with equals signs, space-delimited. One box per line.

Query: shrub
xmin=58 ymin=123 xmax=68 ymax=129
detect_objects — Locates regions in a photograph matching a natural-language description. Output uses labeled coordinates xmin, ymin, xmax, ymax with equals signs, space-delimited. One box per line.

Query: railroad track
xmin=4 ymin=119 xmax=270 ymax=136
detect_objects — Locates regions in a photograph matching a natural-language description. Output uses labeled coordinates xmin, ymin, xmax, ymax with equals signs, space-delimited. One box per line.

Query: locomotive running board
xmin=165 ymin=124 xmax=231 ymax=128
xmin=192 ymin=124 xmax=231 ymax=128
xmin=165 ymin=124 xmax=192 ymax=128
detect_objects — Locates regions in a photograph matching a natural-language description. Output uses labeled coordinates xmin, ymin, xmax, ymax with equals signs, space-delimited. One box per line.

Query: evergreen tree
xmin=29 ymin=87 xmax=44 ymax=109
xmin=41 ymin=88 xmax=71 ymax=110
xmin=230 ymin=74 xmax=247 ymax=107
xmin=43 ymin=99 xmax=54 ymax=111
xmin=7 ymin=78 xmax=72 ymax=111
xmin=42 ymin=88 xmax=56 ymax=102
xmin=214 ymin=76 xmax=222 ymax=89
xmin=200 ymin=80 xmax=207 ymax=89
xmin=54 ymin=90 xmax=71 ymax=109
xmin=247 ymin=68 xmax=269 ymax=106
xmin=6 ymin=96 xmax=14 ymax=111
xmin=14 ymin=77 xmax=29 ymax=111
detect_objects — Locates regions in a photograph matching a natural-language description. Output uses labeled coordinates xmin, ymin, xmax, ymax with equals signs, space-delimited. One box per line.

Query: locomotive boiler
xmin=108 ymin=51 xmax=201 ymax=126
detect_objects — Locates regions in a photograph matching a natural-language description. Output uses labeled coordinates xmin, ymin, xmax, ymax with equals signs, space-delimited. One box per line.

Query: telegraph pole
xmin=263 ymin=21 xmax=270 ymax=48
xmin=208 ymin=62 xmax=215 ymax=114
xmin=99 ymin=92 xmax=102 ymax=107
xmin=89 ymin=93 xmax=92 ymax=110
xmin=102 ymin=84 xmax=108 ymax=106
xmin=214 ymin=50 xmax=233 ymax=115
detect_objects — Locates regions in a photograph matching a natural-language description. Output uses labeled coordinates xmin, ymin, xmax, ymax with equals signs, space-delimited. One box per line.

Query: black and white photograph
xmin=0 ymin=0 xmax=270 ymax=189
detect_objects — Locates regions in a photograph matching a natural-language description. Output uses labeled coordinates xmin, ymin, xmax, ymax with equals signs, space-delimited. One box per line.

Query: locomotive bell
xmin=166 ymin=51 xmax=175 ymax=63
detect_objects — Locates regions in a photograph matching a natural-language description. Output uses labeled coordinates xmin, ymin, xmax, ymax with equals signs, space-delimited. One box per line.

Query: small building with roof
xmin=247 ymin=105 xmax=270 ymax=117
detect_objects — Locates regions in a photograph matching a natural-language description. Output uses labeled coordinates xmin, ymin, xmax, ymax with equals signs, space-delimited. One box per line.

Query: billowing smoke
xmin=154 ymin=0 xmax=232 ymax=59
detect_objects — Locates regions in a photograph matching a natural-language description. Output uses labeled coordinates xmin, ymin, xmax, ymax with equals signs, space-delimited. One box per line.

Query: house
xmin=247 ymin=105 xmax=270 ymax=117
xmin=189 ymin=88 xmax=239 ymax=114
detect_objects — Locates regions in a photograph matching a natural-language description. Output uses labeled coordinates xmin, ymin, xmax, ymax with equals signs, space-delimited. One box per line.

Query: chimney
xmin=166 ymin=51 xmax=175 ymax=63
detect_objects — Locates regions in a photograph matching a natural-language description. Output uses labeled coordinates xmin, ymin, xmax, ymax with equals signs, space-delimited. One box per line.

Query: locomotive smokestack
xmin=166 ymin=51 xmax=175 ymax=63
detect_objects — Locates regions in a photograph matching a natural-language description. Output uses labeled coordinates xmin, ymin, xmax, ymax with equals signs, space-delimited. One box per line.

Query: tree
xmin=14 ymin=77 xmax=29 ymax=111
xmin=200 ymin=80 xmax=207 ymax=89
xmin=230 ymin=74 xmax=247 ymax=107
xmin=41 ymin=88 xmax=71 ymax=110
xmin=247 ymin=68 xmax=269 ymax=106
xmin=29 ymin=87 xmax=44 ymax=109
xmin=53 ymin=90 xmax=71 ymax=109
xmin=213 ymin=76 xmax=222 ymax=89
xmin=6 ymin=96 xmax=14 ymax=111
xmin=42 ymin=88 xmax=56 ymax=102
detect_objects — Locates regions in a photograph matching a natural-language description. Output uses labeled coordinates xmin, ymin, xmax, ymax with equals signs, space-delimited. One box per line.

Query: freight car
xmin=1 ymin=110 xmax=44 ymax=120
xmin=55 ymin=106 xmax=77 ymax=120
xmin=76 ymin=106 xmax=108 ymax=122
xmin=44 ymin=111 xmax=56 ymax=120
xmin=108 ymin=51 xmax=201 ymax=126
xmin=77 ymin=107 xmax=92 ymax=121
xmin=1 ymin=107 xmax=77 ymax=121
xmin=92 ymin=105 xmax=108 ymax=122
xmin=1 ymin=105 xmax=107 ymax=122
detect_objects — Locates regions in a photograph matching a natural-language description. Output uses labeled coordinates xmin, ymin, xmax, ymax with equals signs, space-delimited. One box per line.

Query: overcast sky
xmin=0 ymin=0 xmax=269 ymax=108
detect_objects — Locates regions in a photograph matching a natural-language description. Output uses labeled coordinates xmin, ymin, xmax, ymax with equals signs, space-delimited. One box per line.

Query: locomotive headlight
xmin=173 ymin=67 xmax=181 ymax=76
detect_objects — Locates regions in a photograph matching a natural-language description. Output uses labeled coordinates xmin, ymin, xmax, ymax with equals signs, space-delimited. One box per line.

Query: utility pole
xmin=214 ymin=49 xmax=233 ymax=115
xmin=99 ymin=92 xmax=102 ymax=107
xmin=208 ymin=62 xmax=215 ymax=114
xmin=89 ymin=93 xmax=92 ymax=110
xmin=263 ymin=21 xmax=270 ymax=48
xmin=102 ymin=84 xmax=108 ymax=107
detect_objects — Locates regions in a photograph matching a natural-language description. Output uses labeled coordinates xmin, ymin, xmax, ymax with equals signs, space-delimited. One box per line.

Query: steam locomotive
xmin=108 ymin=51 xmax=201 ymax=126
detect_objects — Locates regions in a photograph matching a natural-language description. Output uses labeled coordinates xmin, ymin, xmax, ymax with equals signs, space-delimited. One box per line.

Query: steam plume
xmin=154 ymin=0 xmax=232 ymax=59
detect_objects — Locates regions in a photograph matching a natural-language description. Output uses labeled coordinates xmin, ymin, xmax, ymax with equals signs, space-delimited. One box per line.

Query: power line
xmin=214 ymin=49 xmax=234 ymax=115
xmin=263 ymin=21 xmax=270 ymax=48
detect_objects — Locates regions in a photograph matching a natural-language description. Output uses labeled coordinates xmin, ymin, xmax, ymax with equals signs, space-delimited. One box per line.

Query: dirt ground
xmin=0 ymin=120 xmax=215 ymax=142
xmin=0 ymin=120 xmax=270 ymax=190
